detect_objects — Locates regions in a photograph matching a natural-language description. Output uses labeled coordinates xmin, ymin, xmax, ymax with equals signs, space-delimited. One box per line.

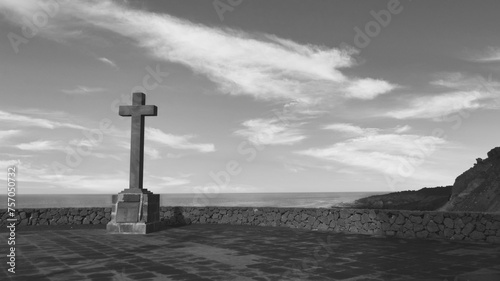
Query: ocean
xmin=0 ymin=192 xmax=384 ymax=209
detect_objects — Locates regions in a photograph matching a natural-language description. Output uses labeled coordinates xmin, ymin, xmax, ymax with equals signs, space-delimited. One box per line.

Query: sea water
xmin=0 ymin=192 xmax=385 ymax=209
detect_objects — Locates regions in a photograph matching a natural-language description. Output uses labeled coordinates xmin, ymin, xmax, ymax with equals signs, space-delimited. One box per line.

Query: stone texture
xmin=470 ymin=231 xmax=485 ymax=240
xmin=2 ymin=207 xmax=499 ymax=243
xmin=427 ymin=221 xmax=439 ymax=233
xmin=444 ymin=218 xmax=454 ymax=228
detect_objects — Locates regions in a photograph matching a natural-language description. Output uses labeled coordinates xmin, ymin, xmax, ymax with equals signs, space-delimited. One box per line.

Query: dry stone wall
xmin=0 ymin=208 xmax=112 ymax=226
xmin=160 ymin=207 xmax=500 ymax=244
xmin=2 ymin=207 xmax=499 ymax=244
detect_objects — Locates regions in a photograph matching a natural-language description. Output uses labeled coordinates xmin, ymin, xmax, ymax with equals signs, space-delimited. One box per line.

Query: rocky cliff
xmin=440 ymin=147 xmax=500 ymax=213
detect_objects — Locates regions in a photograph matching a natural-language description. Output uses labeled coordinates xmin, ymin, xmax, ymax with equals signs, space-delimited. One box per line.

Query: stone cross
xmin=119 ymin=92 xmax=157 ymax=191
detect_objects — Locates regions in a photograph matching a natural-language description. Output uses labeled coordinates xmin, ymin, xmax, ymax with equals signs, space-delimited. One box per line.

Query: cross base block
xmin=107 ymin=190 xmax=164 ymax=234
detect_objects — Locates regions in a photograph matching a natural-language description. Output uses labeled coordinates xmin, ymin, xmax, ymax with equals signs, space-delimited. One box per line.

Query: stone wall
xmin=161 ymin=207 xmax=500 ymax=243
xmin=2 ymin=207 xmax=499 ymax=243
xmin=0 ymin=208 xmax=112 ymax=226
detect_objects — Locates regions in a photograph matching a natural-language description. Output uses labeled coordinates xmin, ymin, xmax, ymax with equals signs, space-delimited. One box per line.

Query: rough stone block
xmin=355 ymin=221 xmax=363 ymax=229
xmin=486 ymin=236 xmax=500 ymax=244
xmin=470 ymin=231 xmax=485 ymax=240
xmin=427 ymin=221 xmax=439 ymax=233
xmin=395 ymin=214 xmax=405 ymax=225
xmin=313 ymin=220 xmax=320 ymax=229
xmin=410 ymin=215 xmax=422 ymax=224
xmin=368 ymin=210 xmax=376 ymax=220
xmin=422 ymin=214 xmax=431 ymax=225
xmin=476 ymin=223 xmax=486 ymax=232
xmin=462 ymin=223 xmax=475 ymax=235
xmin=404 ymin=230 xmax=415 ymax=238
xmin=444 ymin=218 xmax=454 ymax=228
xmin=403 ymin=220 xmax=413 ymax=230
xmin=340 ymin=210 xmax=349 ymax=219
xmin=485 ymin=230 xmax=496 ymax=236
xmin=454 ymin=218 xmax=465 ymax=229
xmin=318 ymin=223 xmax=328 ymax=231
xmin=414 ymin=224 xmax=424 ymax=232
xmin=348 ymin=225 xmax=358 ymax=233
xmin=444 ymin=228 xmax=454 ymax=238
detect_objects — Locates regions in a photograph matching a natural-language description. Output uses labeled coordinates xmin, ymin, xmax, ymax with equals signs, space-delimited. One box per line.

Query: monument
xmin=107 ymin=92 xmax=164 ymax=234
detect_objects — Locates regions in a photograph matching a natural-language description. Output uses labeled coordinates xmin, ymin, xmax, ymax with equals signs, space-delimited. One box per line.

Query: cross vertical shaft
xmin=119 ymin=92 xmax=158 ymax=191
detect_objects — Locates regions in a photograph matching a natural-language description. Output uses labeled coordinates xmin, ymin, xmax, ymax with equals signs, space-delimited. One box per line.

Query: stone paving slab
xmin=1 ymin=224 xmax=500 ymax=280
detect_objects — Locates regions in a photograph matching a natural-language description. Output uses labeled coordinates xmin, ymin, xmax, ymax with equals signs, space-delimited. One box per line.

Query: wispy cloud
xmin=98 ymin=57 xmax=118 ymax=68
xmin=41 ymin=173 xmax=129 ymax=193
xmin=323 ymin=123 xmax=379 ymax=136
xmin=0 ymin=110 xmax=86 ymax=130
xmin=467 ymin=47 xmax=500 ymax=62
xmin=68 ymin=139 xmax=99 ymax=148
xmin=117 ymin=141 xmax=160 ymax=159
xmin=61 ymin=85 xmax=106 ymax=95
xmin=431 ymin=72 xmax=500 ymax=91
xmin=234 ymin=118 xmax=306 ymax=146
xmin=145 ymin=127 xmax=215 ymax=153
xmin=144 ymin=146 xmax=161 ymax=160
xmin=386 ymin=91 xmax=484 ymax=119
xmin=0 ymin=159 xmax=21 ymax=169
xmin=0 ymin=0 xmax=396 ymax=105
xmin=394 ymin=125 xmax=411 ymax=133
xmin=15 ymin=140 xmax=64 ymax=151
xmin=0 ymin=130 xmax=21 ymax=140
xmin=149 ymin=175 xmax=190 ymax=186
xmin=345 ymin=78 xmax=397 ymax=100
xmin=297 ymin=131 xmax=446 ymax=176
xmin=92 ymin=152 xmax=122 ymax=161
xmin=284 ymin=163 xmax=306 ymax=173
xmin=191 ymin=184 xmax=258 ymax=195
xmin=386 ymin=73 xmax=500 ymax=119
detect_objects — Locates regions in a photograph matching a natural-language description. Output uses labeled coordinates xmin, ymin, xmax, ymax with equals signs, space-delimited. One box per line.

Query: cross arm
xmin=119 ymin=105 xmax=158 ymax=117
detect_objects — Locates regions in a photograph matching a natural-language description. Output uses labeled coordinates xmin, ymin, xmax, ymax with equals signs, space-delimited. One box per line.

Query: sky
xmin=0 ymin=0 xmax=499 ymax=195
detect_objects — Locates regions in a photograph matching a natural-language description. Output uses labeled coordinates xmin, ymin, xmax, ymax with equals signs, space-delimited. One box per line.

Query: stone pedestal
xmin=106 ymin=189 xmax=165 ymax=234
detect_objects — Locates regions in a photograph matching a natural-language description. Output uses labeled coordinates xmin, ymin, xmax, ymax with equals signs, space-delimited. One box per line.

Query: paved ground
xmin=1 ymin=224 xmax=500 ymax=281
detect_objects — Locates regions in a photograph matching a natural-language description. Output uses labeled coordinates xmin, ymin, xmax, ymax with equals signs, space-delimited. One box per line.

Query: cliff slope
xmin=440 ymin=147 xmax=500 ymax=213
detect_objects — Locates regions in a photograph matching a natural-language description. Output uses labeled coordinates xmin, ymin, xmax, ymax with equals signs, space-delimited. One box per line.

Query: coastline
xmin=0 ymin=192 xmax=383 ymax=209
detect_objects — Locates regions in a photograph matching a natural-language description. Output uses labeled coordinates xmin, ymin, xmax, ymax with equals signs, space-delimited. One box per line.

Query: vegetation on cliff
xmin=353 ymin=186 xmax=452 ymax=211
